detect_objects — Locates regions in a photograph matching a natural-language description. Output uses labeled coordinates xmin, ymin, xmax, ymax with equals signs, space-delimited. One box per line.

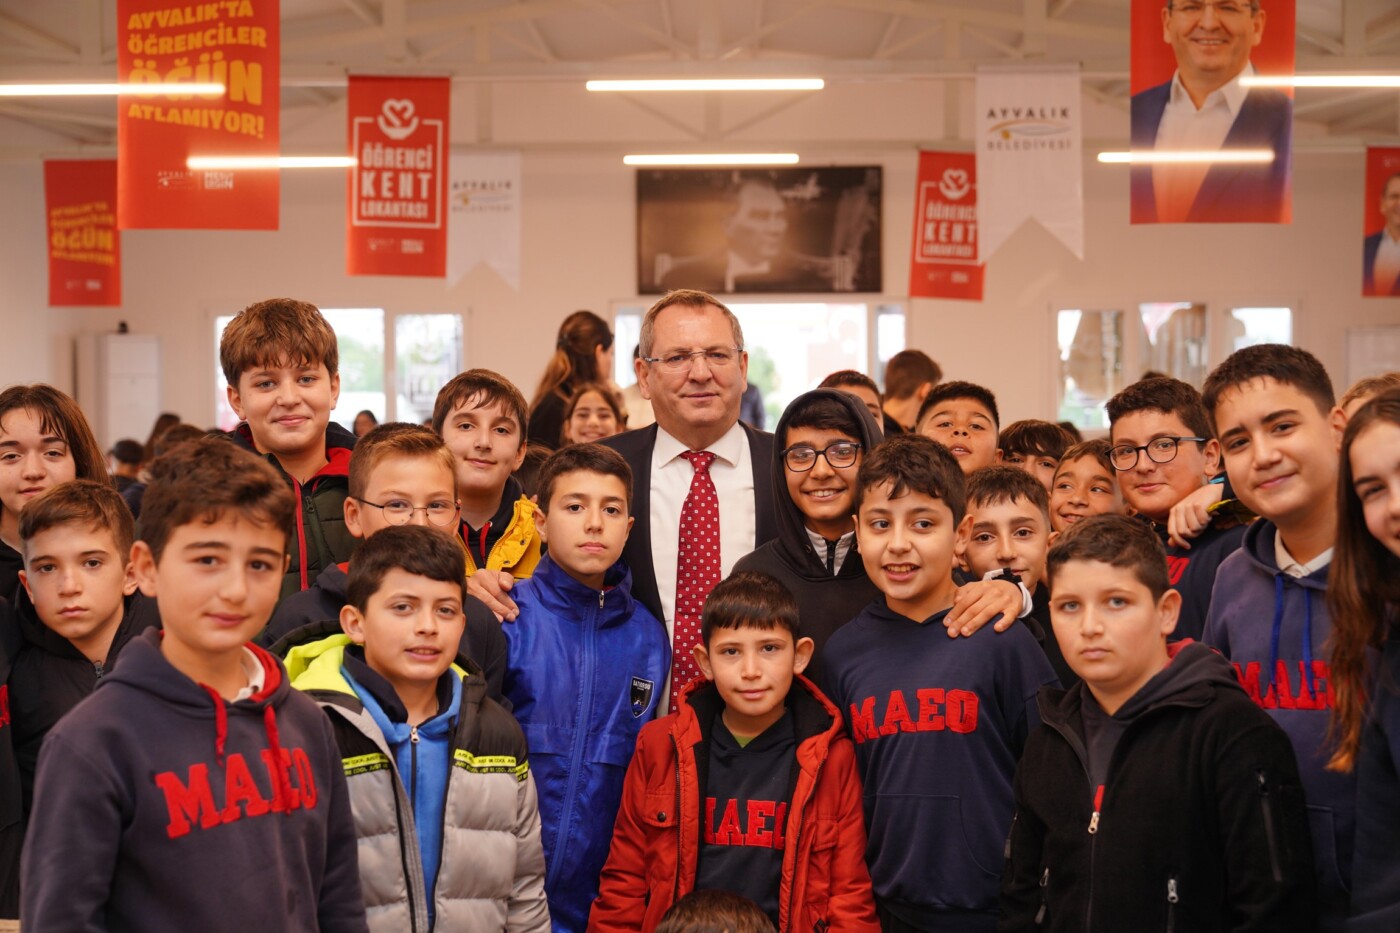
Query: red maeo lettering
xmin=1166 ymin=555 xmax=1189 ymax=586
xmin=848 ymin=688 xmax=980 ymax=744
xmin=1233 ymin=660 xmax=1334 ymax=711
xmin=0 ymin=685 xmax=9 ymax=730
xmin=703 ymin=797 xmax=788 ymax=848
xmin=154 ymin=748 xmax=318 ymax=839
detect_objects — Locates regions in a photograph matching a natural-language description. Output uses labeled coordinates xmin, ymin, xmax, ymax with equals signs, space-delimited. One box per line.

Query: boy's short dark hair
xmin=431 ymin=368 xmax=530 ymax=441
xmin=140 ymin=436 xmax=294 ymax=564
xmin=1201 ymin=343 xmax=1336 ymax=426
xmin=348 ymin=422 xmax=456 ymax=500
xmin=998 ymin=420 xmax=1074 ymax=460
xmin=883 ymin=349 xmax=942 ymax=401
xmin=1058 ymin=438 xmax=1114 ymax=474
xmin=1046 ymin=513 xmax=1169 ymax=600
xmin=781 ymin=392 xmax=863 ymax=437
xmin=219 ymin=298 xmax=338 ymax=386
xmin=513 ymin=443 xmax=554 ymax=499
xmin=535 ymin=443 xmax=634 ymax=513
xmin=108 ymin=439 xmax=144 ymax=467
xmin=916 ymin=380 xmax=1000 ymax=430
xmin=818 ymin=369 xmax=882 ymax=404
xmin=700 ymin=571 xmax=801 ymax=646
xmin=345 ymin=524 xmax=469 ymax=612
xmin=655 ymin=890 xmax=776 ymax=933
xmin=855 ymin=433 xmax=966 ymax=523
xmin=1105 ymin=376 xmax=1213 ymax=440
xmin=966 ymin=466 xmax=1050 ymax=520
xmin=20 ymin=479 xmax=135 ymax=561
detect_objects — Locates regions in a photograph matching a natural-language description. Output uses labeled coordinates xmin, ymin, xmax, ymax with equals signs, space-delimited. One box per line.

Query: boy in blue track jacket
xmin=287 ymin=524 xmax=549 ymax=932
xmin=503 ymin=443 xmax=670 ymax=932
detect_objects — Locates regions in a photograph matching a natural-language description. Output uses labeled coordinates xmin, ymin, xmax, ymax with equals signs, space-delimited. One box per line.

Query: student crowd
xmin=1 ymin=290 xmax=1399 ymax=932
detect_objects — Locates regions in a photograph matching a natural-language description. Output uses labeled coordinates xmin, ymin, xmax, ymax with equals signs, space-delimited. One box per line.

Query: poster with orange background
xmin=45 ymin=160 xmax=121 ymax=306
xmin=117 ymin=0 xmax=279 ymax=229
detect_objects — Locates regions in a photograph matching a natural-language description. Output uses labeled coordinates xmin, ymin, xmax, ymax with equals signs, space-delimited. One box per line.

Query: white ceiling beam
xmin=79 ymin=0 xmax=103 ymax=65
xmin=1293 ymin=88 xmax=1383 ymax=117
xmin=1022 ymin=0 xmax=1048 ymax=56
xmin=719 ymin=94 xmax=809 ymax=138
xmin=0 ymin=102 xmax=116 ymax=131
xmin=476 ymin=26 xmax=493 ymax=143
xmin=383 ymin=0 xmax=410 ymax=61
xmin=877 ymin=24 xmax=941 ymax=60
xmin=719 ymin=4 xmax=822 ymax=60
xmin=659 ymin=0 xmax=674 ymax=40
xmin=1082 ymin=82 xmax=1127 ymax=114
xmin=0 ymin=9 xmax=79 ymax=59
xmin=339 ymin=0 xmax=380 ymax=27
xmin=1343 ymin=0 xmax=1366 ymax=56
xmin=611 ymin=93 xmax=706 ymax=139
xmin=873 ymin=15 xmax=902 ymax=58
xmin=1367 ymin=7 xmax=1400 ymax=48
xmin=1048 ymin=0 xmax=1078 ymax=17
xmin=964 ymin=25 xmax=1024 ymax=60
xmin=516 ymin=0 xmax=558 ymax=62
xmin=696 ymin=0 xmax=721 ymax=58
xmin=1298 ymin=26 xmax=1345 ymax=56
xmin=814 ymin=0 xmax=1126 ymax=44
xmin=490 ymin=24 xmax=557 ymax=63
xmin=577 ymin=0 xmax=694 ymax=58
xmin=283 ymin=0 xmax=581 ymax=56
xmin=943 ymin=21 xmax=959 ymax=139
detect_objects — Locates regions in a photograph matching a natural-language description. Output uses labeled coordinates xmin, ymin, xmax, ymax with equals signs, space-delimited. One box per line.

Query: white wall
xmin=1 ymin=82 xmax=1396 ymax=432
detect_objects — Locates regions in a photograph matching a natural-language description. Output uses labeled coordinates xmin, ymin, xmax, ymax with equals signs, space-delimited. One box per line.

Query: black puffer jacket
xmin=1000 ymin=642 xmax=1317 ymax=932
xmin=228 ymin=421 xmax=359 ymax=597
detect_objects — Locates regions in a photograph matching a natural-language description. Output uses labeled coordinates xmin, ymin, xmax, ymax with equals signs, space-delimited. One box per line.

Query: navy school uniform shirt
xmin=19 ymin=629 xmax=368 ymax=933
xmin=1351 ymin=634 xmax=1400 ymax=931
xmin=821 ymin=597 xmax=1057 ymax=931
xmin=1153 ymin=512 xmax=1248 ymax=643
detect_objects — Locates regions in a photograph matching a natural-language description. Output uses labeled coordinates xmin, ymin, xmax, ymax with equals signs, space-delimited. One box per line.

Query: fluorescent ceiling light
xmin=186 ymin=155 xmax=357 ymax=169
xmin=0 ymin=83 xmax=224 ymax=97
xmin=1097 ymin=149 xmax=1275 ymax=165
xmin=623 ymin=153 xmax=800 ymax=166
xmin=1241 ymin=75 xmax=1400 ymax=88
xmin=588 ymin=78 xmax=823 ymax=92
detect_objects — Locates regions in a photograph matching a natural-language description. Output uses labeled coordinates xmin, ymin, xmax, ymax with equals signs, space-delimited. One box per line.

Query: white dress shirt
xmin=650 ymin=421 xmax=756 ymax=697
xmin=1274 ymin=533 xmax=1332 ymax=579
xmin=232 ymin=647 xmax=266 ymax=702
xmin=1374 ymin=232 xmax=1400 ymax=295
xmin=1153 ymin=64 xmax=1254 ymax=223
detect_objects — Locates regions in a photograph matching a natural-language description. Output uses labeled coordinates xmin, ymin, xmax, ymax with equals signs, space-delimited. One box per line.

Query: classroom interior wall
xmin=1 ymin=80 xmax=1395 ymax=431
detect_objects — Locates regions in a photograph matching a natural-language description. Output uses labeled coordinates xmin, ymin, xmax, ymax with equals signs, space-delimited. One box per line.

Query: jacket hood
xmin=14 ymin=586 xmax=159 ymax=664
xmin=1039 ymin=640 xmax=1242 ymax=725
xmin=767 ymin=389 xmax=882 ymax=583
xmin=286 ymin=631 xmax=481 ymax=701
xmin=526 ymin=552 xmax=636 ymax=624
xmin=672 ymin=671 xmax=844 ymax=763
xmin=106 ymin=628 xmax=301 ymax=807
xmin=1238 ymin=519 xmax=1330 ymax=699
xmin=228 ymin=420 xmax=356 ymax=481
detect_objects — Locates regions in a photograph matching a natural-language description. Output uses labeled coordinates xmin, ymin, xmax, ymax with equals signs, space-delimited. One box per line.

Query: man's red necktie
xmin=670 ymin=450 xmax=720 ymax=712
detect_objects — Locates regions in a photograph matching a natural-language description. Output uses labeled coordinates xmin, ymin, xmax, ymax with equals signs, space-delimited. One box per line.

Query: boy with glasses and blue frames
xmin=261 ymin=422 xmax=509 ymax=705
xmin=1106 ymin=377 xmax=1249 ymax=642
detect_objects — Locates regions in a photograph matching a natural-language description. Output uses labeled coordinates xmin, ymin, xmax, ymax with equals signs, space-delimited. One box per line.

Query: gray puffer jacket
xmin=287 ymin=634 xmax=550 ymax=932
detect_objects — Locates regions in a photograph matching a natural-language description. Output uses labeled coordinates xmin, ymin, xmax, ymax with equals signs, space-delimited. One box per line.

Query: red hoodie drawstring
xmin=200 ymin=684 xmax=229 ymax=767
xmin=262 ymin=704 xmax=295 ymax=815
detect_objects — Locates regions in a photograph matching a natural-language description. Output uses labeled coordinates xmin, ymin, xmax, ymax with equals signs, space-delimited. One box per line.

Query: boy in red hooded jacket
xmin=589 ymin=571 xmax=878 ymax=933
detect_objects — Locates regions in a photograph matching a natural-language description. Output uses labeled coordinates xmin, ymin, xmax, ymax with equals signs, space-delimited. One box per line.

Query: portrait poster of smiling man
xmin=1130 ymin=0 xmax=1296 ymax=224
xmin=636 ymin=167 xmax=882 ymax=295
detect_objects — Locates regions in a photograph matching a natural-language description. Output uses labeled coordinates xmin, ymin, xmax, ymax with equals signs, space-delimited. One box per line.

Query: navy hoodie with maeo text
xmin=1202 ymin=519 xmax=1353 ymax=932
xmin=19 ymin=629 xmax=368 ymax=933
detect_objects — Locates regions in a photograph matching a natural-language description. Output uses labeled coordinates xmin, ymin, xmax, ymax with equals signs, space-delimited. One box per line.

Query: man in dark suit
xmin=1364 ymin=172 xmax=1400 ymax=297
xmin=1131 ymin=0 xmax=1291 ymax=224
xmin=602 ymin=290 xmax=778 ymax=627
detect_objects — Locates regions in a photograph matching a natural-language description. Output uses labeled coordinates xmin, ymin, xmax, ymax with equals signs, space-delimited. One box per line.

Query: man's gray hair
xmin=638 ymin=289 xmax=745 ymax=358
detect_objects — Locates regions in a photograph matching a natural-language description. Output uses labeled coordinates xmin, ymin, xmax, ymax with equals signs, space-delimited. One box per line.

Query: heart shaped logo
xmin=939 ymin=168 xmax=971 ymax=201
xmin=377 ymin=98 xmax=420 ymax=140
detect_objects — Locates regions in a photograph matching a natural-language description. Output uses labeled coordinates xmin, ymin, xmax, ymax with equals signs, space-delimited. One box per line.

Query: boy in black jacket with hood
xmin=20 ymin=437 xmax=366 ymax=933
xmin=1000 ymin=514 xmax=1315 ymax=932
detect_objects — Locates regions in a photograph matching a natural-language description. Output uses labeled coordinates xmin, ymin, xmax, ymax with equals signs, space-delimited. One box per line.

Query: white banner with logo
xmin=975 ymin=65 xmax=1083 ymax=260
xmin=448 ymin=151 xmax=522 ymax=289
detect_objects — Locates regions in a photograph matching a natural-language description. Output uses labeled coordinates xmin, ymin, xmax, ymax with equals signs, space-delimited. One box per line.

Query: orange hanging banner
xmin=347 ymin=75 xmax=450 ymax=277
xmin=116 ymin=0 xmax=280 ymax=229
xmin=45 ymin=161 xmax=121 ymax=307
xmin=909 ymin=151 xmax=984 ymax=301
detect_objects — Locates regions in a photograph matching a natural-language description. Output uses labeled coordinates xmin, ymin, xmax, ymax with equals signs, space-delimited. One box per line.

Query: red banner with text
xmin=117 ymin=0 xmax=279 ymax=229
xmin=909 ymin=151 xmax=984 ymax=301
xmin=45 ymin=161 xmax=121 ymax=307
xmin=347 ymin=76 xmax=450 ymax=277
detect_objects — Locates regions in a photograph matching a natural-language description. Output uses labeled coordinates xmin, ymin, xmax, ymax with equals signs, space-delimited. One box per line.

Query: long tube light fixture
xmin=588 ymin=78 xmax=823 ymax=92
xmin=1242 ymin=75 xmax=1400 ymax=88
xmin=187 ymin=155 xmax=356 ymax=169
xmin=622 ymin=153 xmax=800 ymax=166
xmin=1096 ymin=149 xmax=1275 ymax=165
xmin=0 ymin=83 xmax=224 ymax=96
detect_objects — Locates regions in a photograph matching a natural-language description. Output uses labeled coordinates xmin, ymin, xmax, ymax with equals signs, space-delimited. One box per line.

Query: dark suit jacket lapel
xmin=602 ymin=425 xmax=661 ymax=620
xmin=742 ymin=422 xmax=779 ymax=550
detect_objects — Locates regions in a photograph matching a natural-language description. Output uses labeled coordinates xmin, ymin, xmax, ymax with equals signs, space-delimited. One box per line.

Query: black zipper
xmin=93 ymin=660 xmax=105 ymax=679
xmin=1256 ymin=770 xmax=1283 ymax=883
xmin=1166 ymin=875 xmax=1178 ymax=933
xmin=410 ymin=725 xmax=420 ymax=804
